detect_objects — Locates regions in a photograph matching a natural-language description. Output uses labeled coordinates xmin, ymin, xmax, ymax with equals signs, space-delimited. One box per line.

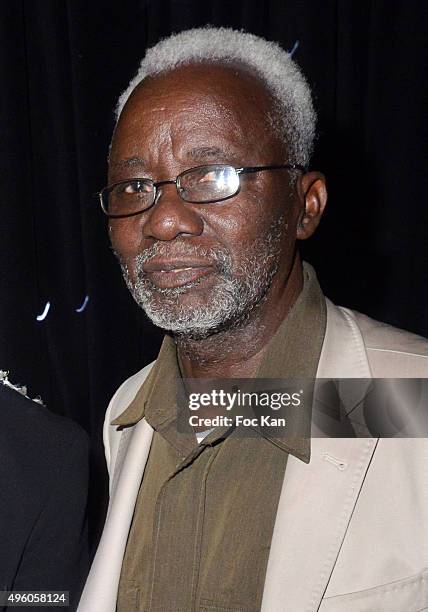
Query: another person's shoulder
xmin=342 ymin=306 xmax=428 ymax=376
xmin=0 ymin=384 xmax=89 ymax=605
xmin=0 ymin=382 xmax=88 ymax=458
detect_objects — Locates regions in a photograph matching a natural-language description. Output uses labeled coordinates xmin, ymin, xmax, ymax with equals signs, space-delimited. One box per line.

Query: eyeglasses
xmin=98 ymin=163 xmax=306 ymax=218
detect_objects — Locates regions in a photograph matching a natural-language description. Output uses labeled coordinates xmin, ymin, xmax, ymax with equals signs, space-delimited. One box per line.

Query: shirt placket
xmin=146 ymin=439 xmax=221 ymax=611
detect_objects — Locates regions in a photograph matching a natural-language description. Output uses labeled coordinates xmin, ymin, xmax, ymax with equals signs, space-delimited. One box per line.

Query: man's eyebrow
xmin=188 ymin=146 xmax=232 ymax=161
xmin=109 ymin=156 xmax=146 ymax=169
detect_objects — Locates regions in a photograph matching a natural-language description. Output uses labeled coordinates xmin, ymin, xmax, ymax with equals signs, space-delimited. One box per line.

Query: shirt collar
xmin=252 ymin=262 xmax=327 ymax=462
xmin=111 ymin=334 xmax=179 ymax=429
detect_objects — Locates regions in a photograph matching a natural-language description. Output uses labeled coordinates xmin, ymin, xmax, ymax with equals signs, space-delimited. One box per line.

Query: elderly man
xmin=80 ymin=28 xmax=428 ymax=611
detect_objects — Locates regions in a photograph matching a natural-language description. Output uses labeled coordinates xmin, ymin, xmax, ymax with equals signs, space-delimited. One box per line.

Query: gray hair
xmin=115 ymin=26 xmax=316 ymax=168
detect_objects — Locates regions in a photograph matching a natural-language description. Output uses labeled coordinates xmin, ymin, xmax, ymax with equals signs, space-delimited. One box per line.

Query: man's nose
xmin=142 ymin=184 xmax=203 ymax=241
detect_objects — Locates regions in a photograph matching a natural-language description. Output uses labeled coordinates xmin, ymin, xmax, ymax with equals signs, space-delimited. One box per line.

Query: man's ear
xmin=296 ymin=172 xmax=327 ymax=240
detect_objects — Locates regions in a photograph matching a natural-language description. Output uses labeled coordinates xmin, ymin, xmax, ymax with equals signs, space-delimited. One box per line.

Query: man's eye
xmin=121 ymin=180 xmax=152 ymax=195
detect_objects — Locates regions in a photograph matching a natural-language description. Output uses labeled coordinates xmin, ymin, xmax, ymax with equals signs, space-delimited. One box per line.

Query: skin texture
xmin=109 ymin=62 xmax=327 ymax=379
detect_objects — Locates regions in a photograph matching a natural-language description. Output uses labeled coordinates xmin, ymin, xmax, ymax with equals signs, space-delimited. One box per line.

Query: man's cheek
xmin=110 ymin=229 xmax=127 ymax=257
xmin=111 ymin=242 xmax=138 ymax=282
xmin=110 ymin=218 xmax=142 ymax=249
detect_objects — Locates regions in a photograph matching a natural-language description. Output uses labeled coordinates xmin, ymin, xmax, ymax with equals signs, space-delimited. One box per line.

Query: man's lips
xmin=142 ymin=259 xmax=216 ymax=289
xmin=142 ymin=258 xmax=214 ymax=272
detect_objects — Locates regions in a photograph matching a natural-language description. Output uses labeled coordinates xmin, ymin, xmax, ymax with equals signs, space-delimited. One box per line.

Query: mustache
xmin=134 ymin=241 xmax=233 ymax=272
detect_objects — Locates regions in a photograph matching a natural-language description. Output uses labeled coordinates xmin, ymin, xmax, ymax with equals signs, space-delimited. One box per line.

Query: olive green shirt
xmin=114 ymin=263 xmax=326 ymax=611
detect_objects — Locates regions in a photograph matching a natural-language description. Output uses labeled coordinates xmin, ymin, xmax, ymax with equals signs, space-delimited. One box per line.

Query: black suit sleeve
xmin=10 ymin=427 xmax=89 ymax=611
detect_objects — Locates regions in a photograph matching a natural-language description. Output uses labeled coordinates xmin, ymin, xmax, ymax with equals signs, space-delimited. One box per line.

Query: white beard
xmin=119 ymin=215 xmax=286 ymax=339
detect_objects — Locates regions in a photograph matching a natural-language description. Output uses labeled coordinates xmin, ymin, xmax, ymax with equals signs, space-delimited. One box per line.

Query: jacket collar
xmin=317 ymin=298 xmax=372 ymax=378
xmin=312 ymin=299 xmax=373 ymax=437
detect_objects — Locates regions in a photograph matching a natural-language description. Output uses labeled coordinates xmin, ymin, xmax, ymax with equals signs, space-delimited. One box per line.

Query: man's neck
xmin=176 ymin=256 xmax=304 ymax=379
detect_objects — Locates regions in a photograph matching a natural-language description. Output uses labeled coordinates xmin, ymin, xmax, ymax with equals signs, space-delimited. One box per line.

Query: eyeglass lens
xmin=104 ymin=165 xmax=241 ymax=216
xmin=178 ymin=165 xmax=240 ymax=203
xmin=106 ymin=179 xmax=155 ymax=217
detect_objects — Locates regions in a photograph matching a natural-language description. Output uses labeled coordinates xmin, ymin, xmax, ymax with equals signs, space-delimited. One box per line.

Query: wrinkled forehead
xmin=110 ymin=62 xmax=285 ymax=164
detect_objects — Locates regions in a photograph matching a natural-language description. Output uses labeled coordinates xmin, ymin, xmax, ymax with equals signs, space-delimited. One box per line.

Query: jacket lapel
xmin=312 ymin=299 xmax=373 ymax=437
xmin=261 ymin=437 xmax=378 ymax=611
xmin=78 ymin=418 xmax=154 ymax=612
xmin=316 ymin=299 xmax=372 ymax=379
xmin=261 ymin=299 xmax=377 ymax=611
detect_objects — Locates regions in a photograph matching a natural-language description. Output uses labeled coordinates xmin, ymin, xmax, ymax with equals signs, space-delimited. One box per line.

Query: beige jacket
xmin=79 ymin=299 xmax=428 ymax=611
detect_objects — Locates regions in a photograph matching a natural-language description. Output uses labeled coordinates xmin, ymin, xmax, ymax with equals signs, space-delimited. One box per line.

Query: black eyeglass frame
xmin=98 ymin=163 xmax=306 ymax=219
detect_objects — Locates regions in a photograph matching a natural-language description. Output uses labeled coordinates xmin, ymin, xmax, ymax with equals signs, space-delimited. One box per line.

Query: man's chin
xmin=136 ymin=291 xmax=214 ymax=325
xmin=135 ymin=293 xmax=255 ymax=340
xmin=140 ymin=306 xmax=223 ymax=338
xmin=131 ymin=286 xmax=232 ymax=338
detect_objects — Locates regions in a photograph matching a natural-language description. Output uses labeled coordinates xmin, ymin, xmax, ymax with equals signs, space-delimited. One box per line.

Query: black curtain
xmin=1 ymin=0 xmax=427 ymax=548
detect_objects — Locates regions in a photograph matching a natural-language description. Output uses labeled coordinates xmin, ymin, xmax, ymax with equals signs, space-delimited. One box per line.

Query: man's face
xmin=108 ymin=63 xmax=302 ymax=338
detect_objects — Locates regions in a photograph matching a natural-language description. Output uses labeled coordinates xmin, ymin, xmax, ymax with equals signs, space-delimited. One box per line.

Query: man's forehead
xmin=109 ymin=61 xmax=285 ymax=170
xmin=122 ymin=60 xmax=276 ymax=124
xmin=109 ymin=145 xmax=239 ymax=172
xmin=117 ymin=146 xmax=233 ymax=163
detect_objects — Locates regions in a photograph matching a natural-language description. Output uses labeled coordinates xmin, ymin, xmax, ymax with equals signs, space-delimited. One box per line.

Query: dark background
xmin=1 ymin=0 xmax=427 ymax=548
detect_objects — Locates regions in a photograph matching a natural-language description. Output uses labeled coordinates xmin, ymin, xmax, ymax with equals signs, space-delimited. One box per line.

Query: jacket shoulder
xmin=343 ymin=307 xmax=428 ymax=377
